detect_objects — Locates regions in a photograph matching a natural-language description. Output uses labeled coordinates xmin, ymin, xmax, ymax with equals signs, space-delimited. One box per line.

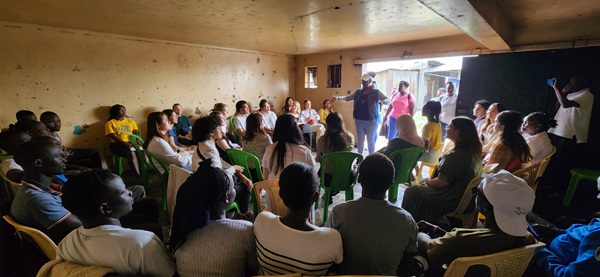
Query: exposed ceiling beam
xmin=418 ymin=0 xmax=513 ymax=51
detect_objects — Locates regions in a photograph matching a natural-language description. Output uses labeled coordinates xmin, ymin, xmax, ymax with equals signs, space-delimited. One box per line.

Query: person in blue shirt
xmin=533 ymin=213 xmax=600 ymax=276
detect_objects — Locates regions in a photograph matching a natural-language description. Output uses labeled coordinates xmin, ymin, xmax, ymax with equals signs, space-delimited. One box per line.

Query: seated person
xmin=402 ymin=117 xmax=482 ymax=223
xmin=173 ymin=103 xmax=193 ymax=146
xmin=10 ymin=137 xmax=82 ymax=243
xmin=241 ymin=113 xmax=273 ymax=182
xmin=10 ymin=137 xmax=159 ymax=242
xmin=261 ymin=114 xmax=316 ymax=180
xmin=417 ymin=170 xmax=537 ymax=276
xmin=533 ymin=218 xmax=600 ymax=276
xmin=192 ymin=116 xmax=252 ymax=213
xmin=209 ymin=111 xmax=239 ymax=164
xmin=316 ymin=112 xmax=354 ymax=190
xmin=521 ymin=112 xmax=556 ymax=164
xmin=281 ymin=97 xmax=294 ymax=114
xmin=288 ymin=100 xmax=313 ymax=143
xmin=170 ymin=159 xmax=257 ymax=277
xmin=233 ymin=100 xmax=250 ymax=138
xmin=105 ymin=104 xmax=140 ymax=175
xmin=484 ymin=111 xmax=532 ymax=172
xmin=258 ymin=99 xmax=277 ymax=136
xmin=473 ymin=100 xmax=491 ymax=133
xmin=144 ymin=112 xmax=192 ymax=173
xmin=481 ymin=103 xmax=505 ymax=155
xmin=8 ymin=110 xmax=36 ymax=130
xmin=0 ymin=129 xmax=32 ymax=183
xmin=254 ymin=162 xmax=343 ymax=275
xmin=162 ymin=109 xmax=180 ymax=147
xmin=299 ymin=99 xmax=325 ymax=141
xmin=379 ymin=114 xmax=424 ymax=157
xmin=325 ymin=153 xmax=417 ymax=276
xmin=317 ymin=99 xmax=334 ymax=125
xmin=16 ymin=109 xmax=37 ymax=121
xmin=40 ymin=111 xmax=102 ymax=169
xmin=58 ymin=169 xmax=175 ymax=276
xmin=212 ymin=103 xmax=238 ymax=144
xmin=13 ymin=119 xmax=52 ymax=138
xmin=13 ymin=119 xmax=82 ymax=179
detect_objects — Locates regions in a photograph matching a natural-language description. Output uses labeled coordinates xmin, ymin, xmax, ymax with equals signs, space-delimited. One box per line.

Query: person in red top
xmin=383 ymin=81 xmax=416 ymax=140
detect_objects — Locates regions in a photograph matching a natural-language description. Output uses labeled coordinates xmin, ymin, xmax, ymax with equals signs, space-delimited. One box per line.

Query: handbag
xmin=379 ymin=123 xmax=388 ymax=137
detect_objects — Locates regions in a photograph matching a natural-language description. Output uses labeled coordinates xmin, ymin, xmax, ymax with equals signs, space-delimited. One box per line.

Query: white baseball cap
xmin=360 ymin=73 xmax=373 ymax=81
xmin=480 ymin=170 xmax=535 ymax=237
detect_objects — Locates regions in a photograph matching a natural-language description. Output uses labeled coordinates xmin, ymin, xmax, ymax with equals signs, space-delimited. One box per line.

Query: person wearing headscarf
xmin=379 ymin=114 xmax=424 ymax=157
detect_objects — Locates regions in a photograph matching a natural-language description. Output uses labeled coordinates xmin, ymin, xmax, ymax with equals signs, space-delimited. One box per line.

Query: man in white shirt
xmin=543 ymin=77 xmax=594 ymax=194
xmin=58 ymin=169 xmax=175 ymax=277
xmin=439 ymin=82 xmax=457 ymax=139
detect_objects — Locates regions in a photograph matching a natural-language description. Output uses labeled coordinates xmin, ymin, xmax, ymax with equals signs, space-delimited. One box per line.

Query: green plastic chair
xmin=228 ymin=116 xmax=241 ymax=143
xmin=226 ymin=148 xmax=262 ymax=215
xmin=0 ymin=148 xmax=7 ymax=155
xmin=563 ymin=168 xmax=600 ymax=206
xmin=128 ymin=134 xmax=151 ymax=188
xmin=113 ymin=156 xmax=124 ymax=176
xmin=387 ymin=146 xmax=425 ymax=202
xmin=145 ymin=151 xmax=170 ymax=211
xmin=112 ymin=130 xmax=141 ymax=176
xmin=316 ymin=151 xmax=363 ymax=225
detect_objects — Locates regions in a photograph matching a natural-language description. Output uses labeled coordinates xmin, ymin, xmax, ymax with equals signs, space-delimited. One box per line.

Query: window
xmin=328 ymin=64 xmax=342 ymax=88
xmin=305 ymin=66 xmax=317 ymax=88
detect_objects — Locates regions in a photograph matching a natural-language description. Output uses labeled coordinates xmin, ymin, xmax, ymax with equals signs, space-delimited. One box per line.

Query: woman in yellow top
xmin=420 ymin=100 xmax=443 ymax=164
xmin=105 ymin=104 xmax=140 ymax=175
xmin=317 ymin=99 xmax=334 ymax=125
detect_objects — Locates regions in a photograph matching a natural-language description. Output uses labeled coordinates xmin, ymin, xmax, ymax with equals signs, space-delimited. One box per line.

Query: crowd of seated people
xmin=483 ymin=110 xmax=533 ymax=172
xmin=2 ymin=78 xmax=596 ymax=277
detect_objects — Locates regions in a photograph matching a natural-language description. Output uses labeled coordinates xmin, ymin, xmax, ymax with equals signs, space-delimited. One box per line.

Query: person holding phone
xmin=542 ymin=77 xmax=594 ymax=194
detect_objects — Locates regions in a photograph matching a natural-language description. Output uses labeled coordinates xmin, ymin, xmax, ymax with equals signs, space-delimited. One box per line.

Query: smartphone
xmin=546 ymin=78 xmax=555 ymax=86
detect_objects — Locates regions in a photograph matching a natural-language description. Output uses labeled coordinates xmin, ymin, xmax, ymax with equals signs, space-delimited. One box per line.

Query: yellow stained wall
xmin=0 ymin=23 xmax=294 ymax=163
xmin=294 ymin=34 xmax=487 ymax=139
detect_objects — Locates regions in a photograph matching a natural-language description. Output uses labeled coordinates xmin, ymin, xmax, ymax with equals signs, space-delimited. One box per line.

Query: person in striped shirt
xmin=254 ymin=162 xmax=343 ymax=276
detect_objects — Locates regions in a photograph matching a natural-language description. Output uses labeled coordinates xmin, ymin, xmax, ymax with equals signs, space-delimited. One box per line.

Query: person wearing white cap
xmin=331 ymin=73 xmax=389 ymax=155
xmin=416 ymin=170 xmax=537 ymax=275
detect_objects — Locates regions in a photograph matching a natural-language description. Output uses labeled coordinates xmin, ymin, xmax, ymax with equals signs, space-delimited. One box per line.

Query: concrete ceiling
xmin=1 ymin=0 xmax=599 ymax=55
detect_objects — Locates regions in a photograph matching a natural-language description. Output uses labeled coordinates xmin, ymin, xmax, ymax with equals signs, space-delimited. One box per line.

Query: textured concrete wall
xmin=0 ymin=23 xmax=294 ymax=162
